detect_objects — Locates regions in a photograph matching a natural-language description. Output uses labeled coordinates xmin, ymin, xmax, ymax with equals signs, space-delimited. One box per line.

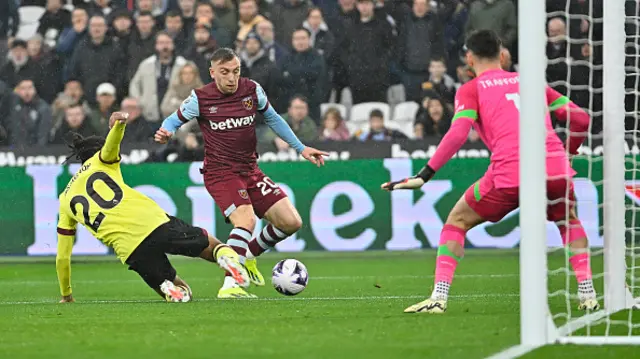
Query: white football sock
xmin=222 ymin=276 xmax=238 ymax=289
xmin=431 ymin=281 xmax=450 ymax=301
xmin=578 ymin=279 xmax=596 ymax=300
xmin=246 ymin=250 xmax=255 ymax=260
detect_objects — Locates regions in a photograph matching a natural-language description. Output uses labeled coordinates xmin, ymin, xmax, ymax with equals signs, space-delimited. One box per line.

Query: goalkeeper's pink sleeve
xmin=546 ymin=86 xmax=591 ymax=155
xmin=427 ymin=118 xmax=474 ymax=172
xmin=556 ymin=102 xmax=590 ymax=155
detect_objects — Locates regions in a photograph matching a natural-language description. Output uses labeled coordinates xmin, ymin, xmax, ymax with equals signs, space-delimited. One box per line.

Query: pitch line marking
xmin=0 ymin=273 xmax=520 ymax=286
xmin=0 ymin=293 xmax=519 ymax=306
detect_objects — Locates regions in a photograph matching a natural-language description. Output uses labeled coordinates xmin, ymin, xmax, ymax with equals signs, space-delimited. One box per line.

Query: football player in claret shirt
xmin=155 ymin=48 xmax=328 ymax=298
xmin=382 ymin=30 xmax=598 ymax=314
xmin=56 ymin=112 xmax=249 ymax=303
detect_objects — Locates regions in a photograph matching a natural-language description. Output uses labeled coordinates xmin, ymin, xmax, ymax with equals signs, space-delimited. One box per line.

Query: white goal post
xmin=492 ymin=0 xmax=640 ymax=357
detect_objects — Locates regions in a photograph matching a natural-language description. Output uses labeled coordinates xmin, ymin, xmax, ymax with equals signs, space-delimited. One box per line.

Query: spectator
xmin=57 ymin=8 xmax=88 ymax=71
xmin=413 ymin=121 xmax=424 ymax=139
xmin=326 ymin=0 xmax=358 ymax=103
xmin=119 ymin=97 xmax=154 ymax=143
xmin=465 ymin=0 xmax=517 ymax=53
xmin=261 ymin=96 xmax=318 ymax=150
xmin=277 ymin=28 xmax=325 ymax=120
xmin=566 ymin=0 xmax=603 ymax=133
xmin=546 ymin=17 xmax=588 ymax=95
xmin=85 ymin=0 xmax=117 ymax=17
xmin=326 ymin=0 xmax=359 ymax=36
xmin=49 ymin=104 xmax=97 ymax=144
xmin=355 ymin=109 xmax=407 ymax=141
xmin=110 ymin=9 xmax=133 ymax=54
xmin=303 ymin=7 xmax=335 ymax=62
xmin=374 ymin=0 xmax=410 ymax=29
xmin=0 ymin=0 xmax=19 ymax=68
xmin=414 ymin=97 xmax=451 ymax=137
xmin=343 ymin=0 xmax=394 ymax=104
xmin=161 ymin=62 xmax=204 ymax=118
xmin=68 ymin=15 xmax=125 ymax=105
xmin=51 ymin=80 xmax=91 ymax=129
xmin=176 ymin=132 xmax=204 ymax=161
xmin=127 ymin=12 xmax=158 ymax=80
xmin=136 ymin=0 xmax=166 ymax=25
xmin=0 ymin=40 xmax=38 ymax=90
xmin=211 ymin=0 xmax=239 ymax=38
xmin=195 ymin=2 xmax=233 ymax=48
xmin=272 ymin=0 xmax=311 ymax=48
xmin=22 ymin=0 xmax=47 ymax=6
xmin=239 ymin=32 xmax=278 ymax=97
xmin=179 ymin=0 xmax=197 ymax=35
xmin=398 ymin=0 xmax=445 ymax=103
xmin=468 ymin=128 xmax=481 ymax=143
xmin=184 ymin=20 xmax=218 ymax=83
xmin=129 ymin=32 xmax=192 ymax=126
xmin=456 ymin=64 xmax=474 ymax=86
xmin=420 ymin=58 xmax=456 ymax=106
xmin=27 ymin=34 xmax=62 ymax=103
xmin=319 ymin=107 xmax=350 ymax=141
xmin=0 ymin=79 xmax=51 ymax=148
xmin=256 ymin=0 xmax=274 ymax=19
xmin=500 ymin=46 xmax=515 ymax=72
xmin=443 ymin=1 xmax=469 ymax=78
xmin=256 ymin=20 xmax=289 ymax=65
xmin=0 ymin=79 xmax=6 ymax=99
xmin=164 ymin=10 xmax=189 ymax=55
xmin=38 ymin=0 xmax=72 ymax=49
xmin=89 ymin=82 xmax=118 ymax=135
xmin=237 ymin=0 xmax=267 ymax=46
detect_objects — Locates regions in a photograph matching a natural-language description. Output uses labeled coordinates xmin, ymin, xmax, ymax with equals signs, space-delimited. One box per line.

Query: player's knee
xmin=230 ymin=206 xmax=257 ymax=231
xmin=240 ymin=216 xmax=257 ymax=232
xmin=568 ymin=208 xmax=579 ymax=222
xmin=282 ymin=214 xmax=302 ymax=235
xmin=446 ymin=210 xmax=468 ymax=230
xmin=266 ymin=203 xmax=302 ymax=234
xmin=446 ymin=199 xmax=483 ymax=231
xmin=569 ymin=237 xmax=589 ymax=251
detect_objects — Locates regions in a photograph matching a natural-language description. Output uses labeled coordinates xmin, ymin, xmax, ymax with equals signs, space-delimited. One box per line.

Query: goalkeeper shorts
xmin=465 ymin=172 xmax=575 ymax=223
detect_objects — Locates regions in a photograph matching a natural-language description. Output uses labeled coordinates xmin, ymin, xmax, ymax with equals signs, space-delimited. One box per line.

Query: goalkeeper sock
xmin=559 ymin=219 xmax=595 ymax=299
xmin=226 ymin=227 xmax=252 ymax=262
xmin=432 ymin=224 xmax=466 ymax=300
xmin=247 ymin=224 xmax=288 ymax=257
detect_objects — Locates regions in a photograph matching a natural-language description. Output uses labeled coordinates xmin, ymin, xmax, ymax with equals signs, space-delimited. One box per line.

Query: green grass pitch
xmin=0 ymin=250 xmax=638 ymax=359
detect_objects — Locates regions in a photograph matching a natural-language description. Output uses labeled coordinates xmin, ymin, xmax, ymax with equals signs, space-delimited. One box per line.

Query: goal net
xmin=515 ymin=0 xmax=640 ymax=351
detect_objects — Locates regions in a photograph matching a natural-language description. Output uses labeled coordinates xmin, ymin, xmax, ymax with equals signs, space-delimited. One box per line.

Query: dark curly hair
xmin=64 ymin=132 xmax=105 ymax=164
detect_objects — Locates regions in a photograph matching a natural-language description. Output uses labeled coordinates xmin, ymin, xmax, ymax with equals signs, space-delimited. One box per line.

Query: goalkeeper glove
xmin=381 ymin=165 xmax=436 ymax=191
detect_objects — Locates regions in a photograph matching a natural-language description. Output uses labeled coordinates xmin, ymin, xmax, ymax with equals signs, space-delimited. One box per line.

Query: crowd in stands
xmin=0 ymin=0 xmax=624 ymax=159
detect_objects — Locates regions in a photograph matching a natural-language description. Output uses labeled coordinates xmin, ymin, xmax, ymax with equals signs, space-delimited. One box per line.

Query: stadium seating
xmin=348 ymin=102 xmax=390 ymax=134
xmin=16 ymin=6 xmax=45 ymax=40
xmin=320 ymin=103 xmax=348 ymax=121
xmin=389 ymin=101 xmax=419 ymax=138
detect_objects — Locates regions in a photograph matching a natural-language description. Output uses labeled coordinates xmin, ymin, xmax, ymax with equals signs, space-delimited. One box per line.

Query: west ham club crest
xmin=238 ymin=189 xmax=249 ymax=199
xmin=241 ymin=96 xmax=253 ymax=110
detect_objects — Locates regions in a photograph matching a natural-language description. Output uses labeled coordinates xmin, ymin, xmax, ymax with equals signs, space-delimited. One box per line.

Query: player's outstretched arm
xmin=254 ymin=81 xmax=328 ymax=166
xmin=381 ymin=116 xmax=474 ymax=191
xmin=101 ymin=112 xmax=129 ymax=164
xmin=56 ymin=212 xmax=77 ymax=303
xmin=156 ymin=91 xmax=200 ymax=144
xmin=262 ymin=106 xmax=328 ymax=166
xmin=383 ymin=83 xmax=479 ymax=191
xmin=546 ymin=86 xmax=591 ymax=154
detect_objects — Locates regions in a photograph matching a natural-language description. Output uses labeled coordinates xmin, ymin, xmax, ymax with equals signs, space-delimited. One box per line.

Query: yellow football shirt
xmin=56 ymin=121 xmax=170 ymax=296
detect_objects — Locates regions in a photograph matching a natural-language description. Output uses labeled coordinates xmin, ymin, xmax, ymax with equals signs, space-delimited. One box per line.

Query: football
xmin=272 ymin=259 xmax=308 ymax=296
